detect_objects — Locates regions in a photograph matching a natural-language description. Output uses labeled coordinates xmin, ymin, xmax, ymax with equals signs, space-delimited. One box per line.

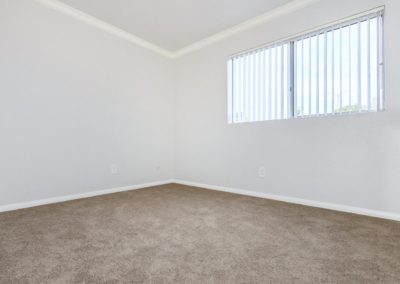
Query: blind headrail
xmin=229 ymin=6 xmax=384 ymax=59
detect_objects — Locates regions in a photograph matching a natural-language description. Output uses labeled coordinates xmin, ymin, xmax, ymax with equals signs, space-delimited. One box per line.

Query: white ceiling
xmin=58 ymin=0 xmax=293 ymax=51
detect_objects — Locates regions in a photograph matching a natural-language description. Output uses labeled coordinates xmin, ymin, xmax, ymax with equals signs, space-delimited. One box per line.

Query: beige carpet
xmin=0 ymin=184 xmax=399 ymax=283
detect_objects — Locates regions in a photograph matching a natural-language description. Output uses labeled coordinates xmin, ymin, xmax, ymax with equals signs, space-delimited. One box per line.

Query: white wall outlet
xmin=258 ymin=167 xmax=266 ymax=178
xmin=110 ymin=164 xmax=118 ymax=174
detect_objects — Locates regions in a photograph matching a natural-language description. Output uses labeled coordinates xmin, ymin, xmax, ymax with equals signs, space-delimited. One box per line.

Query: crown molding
xmin=171 ymin=0 xmax=320 ymax=58
xmin=33 ymin=0 xmax=319 ymax=59
xmin=33 ymin=0 xmax=174 ymax=58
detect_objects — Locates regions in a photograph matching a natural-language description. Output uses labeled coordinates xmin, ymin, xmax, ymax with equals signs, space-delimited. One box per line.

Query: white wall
xmin=1 ymin=0 xmax=399 ymax=217
xmin=174 ymin=0 xmax=400 ymax=215
xmin=0 ymin=0 xmax=174 ymax=206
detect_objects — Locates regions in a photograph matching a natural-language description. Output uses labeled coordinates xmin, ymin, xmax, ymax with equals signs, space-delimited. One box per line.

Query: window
xmin=228 ymin=8 xmax=384 ymax=123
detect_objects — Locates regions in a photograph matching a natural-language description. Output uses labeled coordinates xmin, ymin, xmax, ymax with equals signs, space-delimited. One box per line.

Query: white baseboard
xmin=172 ymin=179 xmax=400 ymax=222
xmin=0 ymin=179 xmax=174 ymax=213
xmin=2 ymin=179 xmax=399 ymax=222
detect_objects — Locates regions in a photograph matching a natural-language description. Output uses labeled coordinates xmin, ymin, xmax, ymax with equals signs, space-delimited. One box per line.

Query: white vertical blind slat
xmin=263 ymin=49 xmax=267 ymax=120
xmin=257 ymin=50 xmax=262 ymax=121
xmin=309 ymin=37 xmax=312 ymax=115
xmin=281 ymin=45 xmax=285 ymax=119
xmin=293 ymin=43 xmax=297 ymax=118
xmin=228 ymin=59 xmax=233 ymax=123
xmin=331 ymin=30 xmax=335 ymax=113
xmin=274 ymin=46 xmax=278 ymax=119
xmin=301 ymin=39 xmax=305 ymax=116
xmin=377 ymin=16 xmax=381 ymax=111
xmin=268 ymin=49 xmax=272 ymax=120
xmin=316 ymin=35 xmax=320 ymax=115
xmin=367 ymin=18 xmax=371 ymax=111
xmin=348 ymin=26 xmax=352 ymax=109
xmin=253 ymin=52 xmax=257 ymax=121
xmin=288 ymin=44 xmax=292 ymax=118
xmin=340 ymin=27 xmax=343 ymax=113
xmin=357 ymin=21 xmax=362 ymax=112
xmin=240 ymin=56 xmax=244 ymax=121
xmin=324 ymin=32 xmax=328 ymax=114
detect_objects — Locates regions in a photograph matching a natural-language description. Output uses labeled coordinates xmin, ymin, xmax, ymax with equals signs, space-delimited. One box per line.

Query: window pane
xmin=228 ymin=11 xmax=384 ymax=124
xmin=230 ymin=43 xmax=291 ymax=123
xmin=294 ymin=15 xmax=383 ymax=117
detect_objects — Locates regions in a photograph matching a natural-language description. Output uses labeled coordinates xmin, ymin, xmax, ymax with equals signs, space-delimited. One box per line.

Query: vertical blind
xmin=228 ymin=8 xmax=384 ymax=124
xmin=294 ymin=11 xmax=384 ymax=117
xmin=228 ymin=43 xmax=291 ymax=123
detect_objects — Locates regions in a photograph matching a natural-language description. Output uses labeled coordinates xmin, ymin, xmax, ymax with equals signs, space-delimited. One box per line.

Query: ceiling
xmin=58 ymin=0 xmax=294 ymax=52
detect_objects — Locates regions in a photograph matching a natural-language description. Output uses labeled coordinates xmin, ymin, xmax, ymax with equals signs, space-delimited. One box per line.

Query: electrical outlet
xmin=258 ymin=167 xmax=266 ymax=178
xmin=110 ymin=164 xmax=118 ymax=174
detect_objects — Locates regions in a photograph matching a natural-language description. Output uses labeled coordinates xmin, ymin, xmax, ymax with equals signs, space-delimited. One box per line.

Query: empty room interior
xmin=1 ymin=0 xmax=400 ymax=282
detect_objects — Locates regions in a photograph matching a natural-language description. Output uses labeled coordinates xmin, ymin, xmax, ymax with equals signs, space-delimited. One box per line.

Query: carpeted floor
xmin=0 ymin=184 xmax=399 ymax=283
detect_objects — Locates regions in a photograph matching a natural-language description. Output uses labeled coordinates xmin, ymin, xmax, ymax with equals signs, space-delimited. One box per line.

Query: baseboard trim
xmin=0 ymin=179 xmax=174 ymax=213
xmin=3 ymin=179 xmax=399 ymax=221
xmin=172 ymin=179 xmax=400 ymax=222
